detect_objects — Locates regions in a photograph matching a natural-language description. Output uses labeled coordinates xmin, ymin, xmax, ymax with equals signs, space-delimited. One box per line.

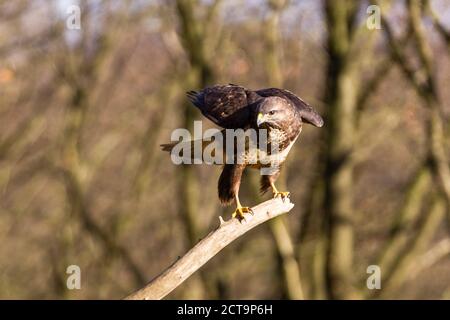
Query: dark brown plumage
xmin=164 ymin=84 xmax=324 ymax=220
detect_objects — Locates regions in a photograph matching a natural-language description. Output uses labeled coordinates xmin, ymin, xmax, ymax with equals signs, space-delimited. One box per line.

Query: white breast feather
xmin=243 ymin=129 xmax=300 ymax=166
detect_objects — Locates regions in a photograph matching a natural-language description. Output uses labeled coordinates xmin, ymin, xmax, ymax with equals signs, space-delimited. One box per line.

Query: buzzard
xmin=162 ymin=84 xmax=323 ymax=220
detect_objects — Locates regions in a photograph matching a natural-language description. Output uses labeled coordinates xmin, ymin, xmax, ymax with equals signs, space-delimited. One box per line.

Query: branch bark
xmin=125 ymin=198 xmax=295 ymax=300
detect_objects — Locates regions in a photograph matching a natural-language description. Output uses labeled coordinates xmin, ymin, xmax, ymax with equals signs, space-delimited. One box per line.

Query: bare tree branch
xmin=377 ymin=196 xmax=446 ymax=298
xmin=380 ymin=0 xmax=450 ymax=232
xmin=125 ymin=198 xmax=295 ymax=300
xmin=408 ymin=238 xmax=450 ymax=280
xmin=373 ymin=167 xmax=431 ymax=286
xmin=424 ymin=0 xmax=450 ymax=50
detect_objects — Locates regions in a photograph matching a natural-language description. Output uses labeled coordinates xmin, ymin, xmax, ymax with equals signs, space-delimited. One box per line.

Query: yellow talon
xmin=270 ymin=182 xmax=290 ymax=201
xmin=273 ymin=191 xmax=290 ymax=201
xmin=232 ymin=206 xmax=253 ymax=221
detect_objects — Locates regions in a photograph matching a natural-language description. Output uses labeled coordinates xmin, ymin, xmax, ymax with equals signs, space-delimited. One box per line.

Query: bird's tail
xmin=160 ymin=138 xmax=224 ymax=164
xmin=160 ymin=139 xmax=207 ymax=153
xmin=160 ymin=140 xmax=198 ymax=156
xmin=160 ymin=142 xmax=177 ymax=152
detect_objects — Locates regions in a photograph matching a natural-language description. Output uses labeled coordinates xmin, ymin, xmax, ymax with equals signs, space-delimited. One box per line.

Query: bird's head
xmin=255 ymin=97 xmax=293 ymax=129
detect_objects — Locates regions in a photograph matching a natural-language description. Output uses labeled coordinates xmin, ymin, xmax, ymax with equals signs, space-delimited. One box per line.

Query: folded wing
xmin=187 ymin=84 xmax=260 ymax=129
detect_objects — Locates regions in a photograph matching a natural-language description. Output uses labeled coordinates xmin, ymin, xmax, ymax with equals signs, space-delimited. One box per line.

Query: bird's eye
xmin=269 ymin=110 xmax=276 ymax=115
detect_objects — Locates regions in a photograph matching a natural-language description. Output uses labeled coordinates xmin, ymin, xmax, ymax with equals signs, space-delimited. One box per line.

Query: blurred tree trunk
xmin=59 ymin=72 xmax=148 ymax=288
xmin=175 ymin=0 xmax=218 ymax=299
xmin=300 ymin=0 xmax=392 ymax=300
xmin=323 ymin=0 xmax=360 ymax=299
xmin=260 ymin=0 xmax=304 ymax=300
xmin=57 ymin=3 xmax=150 ymax=289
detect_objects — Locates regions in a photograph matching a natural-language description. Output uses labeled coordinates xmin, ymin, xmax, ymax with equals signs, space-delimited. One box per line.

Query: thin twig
xmin=408 ymin=238 xmax=450 ymax=280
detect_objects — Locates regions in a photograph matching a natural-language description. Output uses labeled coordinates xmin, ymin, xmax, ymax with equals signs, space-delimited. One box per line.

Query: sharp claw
xmin=273 ymin=191 xmax=290 ymax=202
xmin=232 ymin=206 xmax=252 ymax=221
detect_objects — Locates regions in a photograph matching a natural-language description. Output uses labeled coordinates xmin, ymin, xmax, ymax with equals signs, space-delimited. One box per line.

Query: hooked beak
xmin=257 ymin=112 xmax=267 ymax=127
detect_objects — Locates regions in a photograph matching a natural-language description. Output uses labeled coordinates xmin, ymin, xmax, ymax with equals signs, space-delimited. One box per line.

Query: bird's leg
xmin=270 ymin=182 xmax=290 ymax=201
xmin=232 ymin=194 xmax=253 ymax=221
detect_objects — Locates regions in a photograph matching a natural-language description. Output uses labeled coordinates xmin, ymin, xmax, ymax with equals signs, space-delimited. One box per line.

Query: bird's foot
xmin=232 ymin=206 xmax=253 ymax=222
xmin=273 ymin=191 xmax=290 ymax=201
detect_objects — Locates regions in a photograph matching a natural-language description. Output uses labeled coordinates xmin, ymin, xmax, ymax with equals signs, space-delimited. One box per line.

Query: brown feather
xmin=218 ymin=164 xmax=245 ymax=205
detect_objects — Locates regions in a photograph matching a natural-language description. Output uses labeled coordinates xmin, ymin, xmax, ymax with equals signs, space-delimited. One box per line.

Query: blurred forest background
xmin=1 ymin=0 xmax=450 ymax=299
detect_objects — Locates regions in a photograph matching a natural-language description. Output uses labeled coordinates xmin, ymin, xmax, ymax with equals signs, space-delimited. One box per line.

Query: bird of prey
xmin=161 ymin=84 xmax=323 ymax=220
